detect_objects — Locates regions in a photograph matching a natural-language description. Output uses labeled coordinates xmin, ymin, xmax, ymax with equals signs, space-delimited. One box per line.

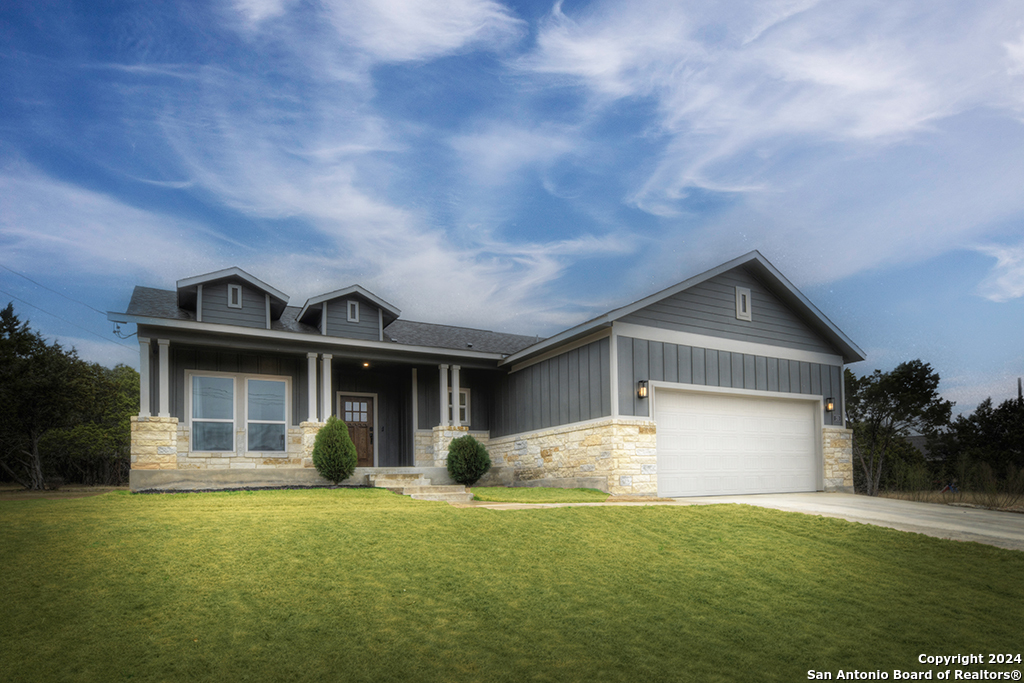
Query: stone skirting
xmin=130 ymin=416 xmax=179 ymax=470
xmin=822 ymin=426 xmax=854 ymax=493
xmin=487 ymin=418 xmax=658 ymax=496
xmin=427 ymin=426 xmax=491 ymax=468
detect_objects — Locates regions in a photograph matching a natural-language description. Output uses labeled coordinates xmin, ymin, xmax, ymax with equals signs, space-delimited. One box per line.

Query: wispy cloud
xmin=975 ymin=242 xmax=1024 ymax=302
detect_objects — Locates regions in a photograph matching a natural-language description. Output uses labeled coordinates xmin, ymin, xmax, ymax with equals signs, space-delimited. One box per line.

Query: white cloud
xmin=975 ymin=242 xmax=1024 ymax=302
xmin=450 ymin=125 xmax=578 ymax=186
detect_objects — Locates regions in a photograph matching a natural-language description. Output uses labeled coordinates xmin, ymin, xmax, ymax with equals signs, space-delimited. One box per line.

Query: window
xmin=343 ymin=399 xmax=369 ymax=423
xmin=228 ymin=284 xmax=242 ymax=309
xmin=247 ymin=379 xmax=287 ymax=451
xmin=347 ymin=300 xmax=359 ymax=323
xmin=448 ymin=388 xmax=470 ymax=425
xmin=192 ymin=376 xmax=235 ymax=451
xmin=735 ymin=286 xmax=752 ymax=321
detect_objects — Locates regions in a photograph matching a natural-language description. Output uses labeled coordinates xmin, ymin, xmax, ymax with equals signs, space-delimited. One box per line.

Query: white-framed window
xmin=246 ymin=378 xmax=287 ymax=452
xmin=187 ymin=372 xmax=290 ymax=453
xmin=448 ymin=387 xmax=470 ymax=425
xmin=191 ymin=375 xmax=235 ymax=452
xmin=228 ymin=284 xmax=243 ymax=309
xmin=347 ymin=300 xmax=359 ymax=323
xmin=735 ymin=286 xmax=752 ymax=322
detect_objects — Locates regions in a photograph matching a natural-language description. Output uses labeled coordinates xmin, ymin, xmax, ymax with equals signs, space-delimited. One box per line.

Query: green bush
xmin=311 ymin=416 xmax=357 ymax=484
xmin=446 ymin=434 xmax=491 ymax=486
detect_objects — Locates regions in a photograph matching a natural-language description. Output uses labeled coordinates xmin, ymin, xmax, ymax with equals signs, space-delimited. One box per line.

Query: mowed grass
xmin=469 ymin=486 xmax=610 ymax=503
xmin=1 ymin=489 xmax=1021 ymax=683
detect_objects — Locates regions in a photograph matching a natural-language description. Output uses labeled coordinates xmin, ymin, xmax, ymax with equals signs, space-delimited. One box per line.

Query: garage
xmin=655 ymin=389 xmax=820 ymax=497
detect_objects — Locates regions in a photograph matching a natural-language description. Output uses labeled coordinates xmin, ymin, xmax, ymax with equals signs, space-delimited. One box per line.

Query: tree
xmin=845 ymin=360 xmax=953 ymax=496
xmin=929 ymin=394 xmax=1024 ymax=488
xmin=311 ymin=416 xmax=358 ymax=484
xmin=446 ymin=434 xmax=491 ymax=486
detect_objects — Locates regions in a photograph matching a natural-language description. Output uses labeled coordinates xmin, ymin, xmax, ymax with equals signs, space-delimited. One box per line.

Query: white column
xmin=411 ymin=368 xmax=418 ymax=431
xmin=307 ymin=353 xmax=318 ymax=423
xmin=321 ymin=354 xmax=333 ymax=421
xmin=439 ymin=364 xmax=449 ymax=427
xmin=451 ymin=364 xmax=461 ymax=428
xmin=138 ymin=337 xmax=151 ymax=417
xmin=157 ymin=339 xmax=170 ymax=418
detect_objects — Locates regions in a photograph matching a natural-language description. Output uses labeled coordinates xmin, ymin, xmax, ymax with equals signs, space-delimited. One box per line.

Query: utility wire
xmin=0 ymin=286 xmax=136 ymax=351
xmin=0 ymin=262 xmax=107 ymax=315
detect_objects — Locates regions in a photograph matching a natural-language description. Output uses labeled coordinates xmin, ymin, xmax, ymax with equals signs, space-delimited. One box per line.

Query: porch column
xmin=307 ymin=353 xmax=318 ymax=422
xmin=451 ymin=364 xmax=461 ymax=428
xmin=138 ymin=337 xmax=151 ymax=417
xmin=321 ymin=354 xmax=333 ymax=421
xmin=157 ymin=339 xmax=170 ymax=418
xmin=439 ymin=364 xmax=449 ymax=426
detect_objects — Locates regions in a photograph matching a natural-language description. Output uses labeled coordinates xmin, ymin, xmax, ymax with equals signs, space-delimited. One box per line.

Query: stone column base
xmin=130 ymin=416 xmax=179 ymax=470
xmin=823 ymin=427 xmax=854 ymax=492
xmin=431 ymin=425 xmax=470 ymax=467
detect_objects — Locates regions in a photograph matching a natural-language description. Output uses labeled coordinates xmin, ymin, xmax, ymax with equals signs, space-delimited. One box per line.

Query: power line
xmin=0 ymin=262 xmax=107 ymax=315
xmin=0 ymin=287 xmax=136 ymax=351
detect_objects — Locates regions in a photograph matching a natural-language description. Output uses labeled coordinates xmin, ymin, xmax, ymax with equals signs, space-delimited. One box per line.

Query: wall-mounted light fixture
xmin=826 ymin=397 xmax=834 ymax=412
xmin=637 ymin=380 xmax=649 ymax=399
xmin=362 ymin=362 xmax=370 ymax=369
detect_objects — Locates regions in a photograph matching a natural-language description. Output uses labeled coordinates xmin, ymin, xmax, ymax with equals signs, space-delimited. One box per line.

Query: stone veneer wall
xmin=487 ymin=418 xmax=658 ymax=496
xmin=424 ymin=426 xmax=491 ymax=468
xmin=822 ymin=427 xmax=854 ymax=493
xmin=130 ymin=416 xmax=179 ymax=470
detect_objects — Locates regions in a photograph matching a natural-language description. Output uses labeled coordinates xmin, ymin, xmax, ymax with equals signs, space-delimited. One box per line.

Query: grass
xmin=1 ymin=488 xmax=1022 ymax=683
xmin=469 ymin=486 xmax=610 ymax=503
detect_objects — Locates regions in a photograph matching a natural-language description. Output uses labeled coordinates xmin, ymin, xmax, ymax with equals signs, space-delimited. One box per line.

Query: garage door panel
xmin=656 ymin=390 xmax=818 ymax=497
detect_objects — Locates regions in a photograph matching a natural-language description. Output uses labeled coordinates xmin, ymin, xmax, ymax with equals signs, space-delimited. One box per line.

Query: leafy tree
xmin=311 ymin=416 xmax=357 ymax=484
xmin=845 ymin=360 xmax=953 ymax=496
xmin=446 ymin=434 xmax=491 ymax=486
xmin=929 ymin=394 xmax=1024 ymax=488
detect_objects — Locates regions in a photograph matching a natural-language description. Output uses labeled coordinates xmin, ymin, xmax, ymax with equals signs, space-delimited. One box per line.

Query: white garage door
xmin=655 ymin=390 xmax=819 ymax=497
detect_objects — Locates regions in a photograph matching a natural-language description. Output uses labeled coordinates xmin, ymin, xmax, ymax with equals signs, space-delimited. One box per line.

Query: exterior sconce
xmin=637 ymin=380 xmax=648 ymax=399
xmin=826 ymin=397 xmax=834 ymax=412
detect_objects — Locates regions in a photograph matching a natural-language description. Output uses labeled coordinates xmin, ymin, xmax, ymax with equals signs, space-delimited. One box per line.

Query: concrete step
xmin=409 ymin=491 xmax=474 ymax=503
xmin=397 ymin=485 xmax=467 ymax=495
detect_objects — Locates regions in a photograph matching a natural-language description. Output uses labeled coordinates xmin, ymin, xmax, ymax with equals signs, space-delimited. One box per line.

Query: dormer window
xmin=228 ymin=284 xmax=242 ymax=309
xmin=347 ymin=300 xmax=359 ymax=323
xmin=735 ymin=286 xmax=751 ymax=321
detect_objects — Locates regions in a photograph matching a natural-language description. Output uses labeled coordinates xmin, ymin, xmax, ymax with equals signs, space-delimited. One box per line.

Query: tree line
xmin=0 ymin=304 xmax=138 ymax=489
xmin=847 ymin=360 xmax=1024 ymax=500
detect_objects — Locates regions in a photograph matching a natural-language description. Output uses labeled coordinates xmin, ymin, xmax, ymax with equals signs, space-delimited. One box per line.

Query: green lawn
xmin=469 ymin=485 xmax=610 ymax=503
xmin=2 ymin=488 xmax=1021 ymax=683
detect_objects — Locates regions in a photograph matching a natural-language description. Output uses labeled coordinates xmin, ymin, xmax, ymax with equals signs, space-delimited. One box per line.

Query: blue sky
xmin=1 ymin=0 xmax=1022 ymax=413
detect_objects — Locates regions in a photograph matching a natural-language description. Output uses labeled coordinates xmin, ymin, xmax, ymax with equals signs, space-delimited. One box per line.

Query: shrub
xmin=446 ymin=434 xmax=491 ymax=486
xmin=312 ymin=416 xmax=357 ymax=484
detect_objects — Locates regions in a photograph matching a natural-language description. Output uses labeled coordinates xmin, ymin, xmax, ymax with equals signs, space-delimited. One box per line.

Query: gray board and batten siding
xmin=490 ymin=337 xmax=612 ymax=438
xmin=416 ymin=367 xmax=493 ymax=432
xmin=200 ymin=281 xmax=269 ymax=330
xmin=324 ymin=299 xmax=381 ymax=341
xmin=617 ymin=335 xmax=843 ymax=421
xmin=335 ymin=365 xmax=415 ymax=467
xmin=619 ymin=266 xmax=840 ymax=355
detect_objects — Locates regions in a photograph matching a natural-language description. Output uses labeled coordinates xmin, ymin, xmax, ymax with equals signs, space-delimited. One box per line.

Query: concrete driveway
xmin=671 ymin=492 xmax=1024 ymax=552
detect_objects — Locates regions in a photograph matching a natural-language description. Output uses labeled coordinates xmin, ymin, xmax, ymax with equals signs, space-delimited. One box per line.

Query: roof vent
xmin=467 ymin=343 xmax=473 ymax=348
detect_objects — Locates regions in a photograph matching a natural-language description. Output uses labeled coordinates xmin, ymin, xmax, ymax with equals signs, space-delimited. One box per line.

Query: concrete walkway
xmin=454 ymin=492 xmax=1024 ymax=552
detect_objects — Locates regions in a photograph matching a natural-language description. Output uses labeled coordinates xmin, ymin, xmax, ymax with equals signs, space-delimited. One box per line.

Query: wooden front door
xmin=339 ymin=396 xmax=374 ymax=467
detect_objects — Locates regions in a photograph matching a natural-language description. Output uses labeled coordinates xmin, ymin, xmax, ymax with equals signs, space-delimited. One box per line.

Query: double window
xmin=190 ymin=373 xmax=289 ymax=453
xmin=448 ymin=387 xmax=470 ymax=425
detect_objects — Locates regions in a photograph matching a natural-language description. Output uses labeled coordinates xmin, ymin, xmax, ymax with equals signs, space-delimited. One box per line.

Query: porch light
xmin=826 ymin=397 xmax=834 ymax=412
xmin=637 ymin=380 xmax=648 ymax=399
xmin=362 ymin=362 xmax=370 ymax=368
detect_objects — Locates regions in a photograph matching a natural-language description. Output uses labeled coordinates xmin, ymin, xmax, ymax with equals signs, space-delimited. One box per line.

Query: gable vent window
xmin=735 ymin=287 xmax=752 ymax=321
xmin=347 ymin=300 xmax=359 ymax=323
xmin=228 ymin=284 xmax=243 ymax=309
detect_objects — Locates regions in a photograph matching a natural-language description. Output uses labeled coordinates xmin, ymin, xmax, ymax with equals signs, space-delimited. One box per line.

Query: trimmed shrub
xmin=446 ymin=434 xmax=491 ymax=486
xmin=312 ymin=416 xmax=358 ymax=484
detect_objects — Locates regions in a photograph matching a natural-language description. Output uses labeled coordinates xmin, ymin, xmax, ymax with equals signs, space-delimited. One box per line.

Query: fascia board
xmin=115 ymin=313 xmax=503 ymax=361
xmin=298 ymin=285 xmax=401 ymax=322
xmin=176 ymin=267 xmax=289 ymax=304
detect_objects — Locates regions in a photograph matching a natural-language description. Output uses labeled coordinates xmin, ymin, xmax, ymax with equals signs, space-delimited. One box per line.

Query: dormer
xmin=176 ymin=267 xmax=289 ymax=330
xmin=297 ymin=285 xmax=400 ymax=341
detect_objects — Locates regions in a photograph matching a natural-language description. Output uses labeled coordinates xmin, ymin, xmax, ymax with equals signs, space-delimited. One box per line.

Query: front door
xmin=339 ymin=395 xmax=374 ymax=467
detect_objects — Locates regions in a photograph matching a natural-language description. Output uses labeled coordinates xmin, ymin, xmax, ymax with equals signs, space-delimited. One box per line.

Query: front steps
xmin=368 ymin=473 xmax=473 ymax=503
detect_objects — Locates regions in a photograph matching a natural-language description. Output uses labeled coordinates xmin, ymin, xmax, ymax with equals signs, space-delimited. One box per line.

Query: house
xmin=108 ymin=251 xmax=864 ymax=495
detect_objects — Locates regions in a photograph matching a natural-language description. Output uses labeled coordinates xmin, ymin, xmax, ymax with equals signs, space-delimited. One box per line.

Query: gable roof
xmin=501 ymin=250 xmax=866 ymax=366
xmin=176 ymin=267 xmax=290 ymax=318
xmin=297 ymin=285 xmax=401 ymax=328
xmin=384 ymin=320 xmax=539 ymax=356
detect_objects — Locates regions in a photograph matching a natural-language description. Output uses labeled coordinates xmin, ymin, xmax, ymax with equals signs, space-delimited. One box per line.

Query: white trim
xmin=411 ymin=368 xmax=418 ymax=431
xmin=227 ymin=284 xmax=242 ymax=309
xmin=336 ymin=391 xmax=379 ymax=467
xmin=306 ymin=353 xmax=318 ymax=423
xmin=735 ymin=286 xmax=752 ymax=322
xmin=184 ymin=370 xmax=292 ymax=455
xmin=138 ymin=338 xmax=151 ymax=417
xmin=840 ymin=366 xmax=847 ymax=426
xmin=265 ymin=293 xmax=271 ymax=330
xmin=439 ymin=364 xmax=449 ymax=427
xmin=321 ymin=354 xmax=333 ymax=421
xmin=448 ymin=386 xmax=470 ymax=426
xmin=112 ymin=314 xmax=506 ymax=361
xmin=613 ymin=322 xmax=844 ymax=367
xmin=196 ymin=285 xmax=203 ymax=323
xmin=177 ymin=267 xmax=288 ymax=303
xmin=347 ymin=300 xmax=359 ymax=323
xmin=298 ymin=285 xmax=401 ymax=322
xmin=321 ymin=300 xmax=328 ymax=336
xmin=451 ymin=365 xmax=461 ymax=428
xmin=157 ymin=339 xmax=170 ymax=418
xmin=507 ymin=327 xmax=611 ymax=373
xmin=649 ymin=381 xmax=825 ymax=493
xmin=610 ymin=330 xmax=619 ymax=418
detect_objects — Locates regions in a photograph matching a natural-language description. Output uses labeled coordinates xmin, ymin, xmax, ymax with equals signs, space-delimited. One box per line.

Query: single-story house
xmin=109 ymin=250 xmax=863 ymax=495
